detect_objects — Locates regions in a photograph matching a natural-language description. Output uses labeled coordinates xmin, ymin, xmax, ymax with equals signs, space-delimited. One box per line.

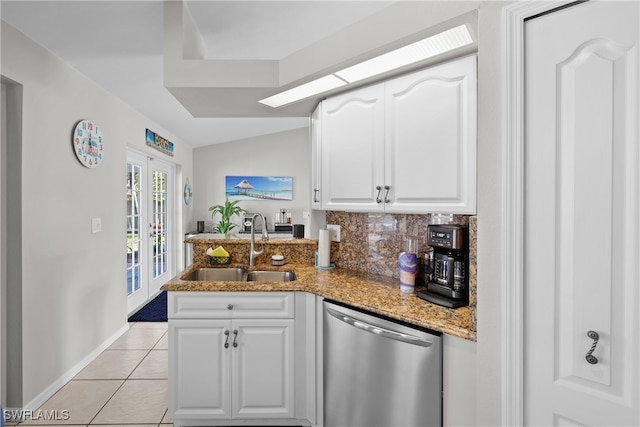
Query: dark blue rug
xmin=128 ymin=291 xmax=167 ymax=322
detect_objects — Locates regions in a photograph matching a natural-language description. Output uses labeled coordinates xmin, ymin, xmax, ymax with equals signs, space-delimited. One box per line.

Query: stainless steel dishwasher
xmin=323 ymin=300 xmax=442 ymax=427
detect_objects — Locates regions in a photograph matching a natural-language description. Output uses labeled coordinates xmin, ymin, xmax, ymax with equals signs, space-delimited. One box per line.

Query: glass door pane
xmin=127 ymin=163 xmax=142 ymax=296
xmin=152 ymin=169 xmax=168 ymax=279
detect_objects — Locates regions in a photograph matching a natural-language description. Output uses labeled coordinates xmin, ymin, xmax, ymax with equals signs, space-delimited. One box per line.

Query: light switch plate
xmin=326 ymin=224 xmax=341 ymax=242
xmin=92 ymin=217 xmax=102 ymax=233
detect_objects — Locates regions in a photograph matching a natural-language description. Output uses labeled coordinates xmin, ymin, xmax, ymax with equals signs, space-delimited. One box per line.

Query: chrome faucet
xmin=249 ymin=213 xmax=269 ymax=266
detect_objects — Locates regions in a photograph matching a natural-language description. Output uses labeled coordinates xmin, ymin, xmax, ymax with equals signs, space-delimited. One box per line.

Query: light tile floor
xmin=17 ymin=322 xmax=171 ymax=427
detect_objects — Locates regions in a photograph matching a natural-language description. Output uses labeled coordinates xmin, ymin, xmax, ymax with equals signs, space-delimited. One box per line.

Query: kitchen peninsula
xmin=163 ymin=233 xmax=475 ymax=426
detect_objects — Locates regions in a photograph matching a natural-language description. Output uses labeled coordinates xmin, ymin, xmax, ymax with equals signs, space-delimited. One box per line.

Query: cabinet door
xmin=169 ymin=319 xmax=232 ymax=420
xmin=321 ymin=84 xmax=385 ymax=212
xmin=232 ymin=319 xmax=295 ymax=419
xmin=311 ymin=103 xmax=322 ymax=209
xmin=385 ymin=55 xmax=477 ymax=213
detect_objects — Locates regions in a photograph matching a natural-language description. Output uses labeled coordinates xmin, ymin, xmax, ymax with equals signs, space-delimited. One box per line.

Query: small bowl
xmin=209 ymin=256 xmax=231 ymax=265
xmin=271 ymin=255 xmax=286 ymax=266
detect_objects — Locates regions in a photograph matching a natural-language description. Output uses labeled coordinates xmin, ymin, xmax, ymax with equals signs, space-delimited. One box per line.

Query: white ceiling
xmin=0 ymin=0 xmax=393 ymax=147
xmin=1 ymin=1 xmax=477 ymax=148
xmin=187 ymin=1 xmax=393 ymax=60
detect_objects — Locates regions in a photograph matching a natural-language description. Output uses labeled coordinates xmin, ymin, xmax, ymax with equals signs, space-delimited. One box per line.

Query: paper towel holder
xmin=315 ymin=251 xmax=336 ymax=270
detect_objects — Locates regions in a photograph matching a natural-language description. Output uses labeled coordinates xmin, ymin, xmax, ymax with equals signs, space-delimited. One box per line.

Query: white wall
xmin=192 ymin=127 xmax=312 ymax=233
xmin=474 ymin=2 xmax=509 ymax=425
xmin=0 ymin=22 xmax=193 ymax=408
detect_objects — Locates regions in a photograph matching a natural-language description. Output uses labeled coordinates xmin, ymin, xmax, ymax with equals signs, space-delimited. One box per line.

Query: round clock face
xmin=72 ymin=119 xmax=104 ymax=168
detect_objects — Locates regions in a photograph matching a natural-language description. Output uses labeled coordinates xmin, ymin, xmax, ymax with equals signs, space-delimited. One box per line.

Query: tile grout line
xmin=83 ymin=378 xmax=127 ymax=427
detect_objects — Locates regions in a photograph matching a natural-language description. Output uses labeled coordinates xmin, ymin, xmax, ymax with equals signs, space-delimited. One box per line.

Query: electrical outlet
xmin=326 ymin=224 xmax=341 ymax=242
xmin=91 ymin=217 xmax=102 ymax=233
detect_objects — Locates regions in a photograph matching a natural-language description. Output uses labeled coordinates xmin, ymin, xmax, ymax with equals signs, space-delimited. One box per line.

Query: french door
xmin=127 ymin=150 xmax=174 ymax=314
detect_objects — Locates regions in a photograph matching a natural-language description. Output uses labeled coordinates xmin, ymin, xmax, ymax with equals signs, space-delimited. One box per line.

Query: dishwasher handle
xmin=327 ymin=307 xmax=433 ymax=347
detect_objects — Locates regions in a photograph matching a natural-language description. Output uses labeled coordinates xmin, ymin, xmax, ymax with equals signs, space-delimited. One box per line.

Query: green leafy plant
xmin=209 ymin=198 xmax=246 ymax=235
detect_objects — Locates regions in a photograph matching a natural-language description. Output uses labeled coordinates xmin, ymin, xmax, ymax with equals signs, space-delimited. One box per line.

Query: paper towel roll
xmin=318 ymin=229 xmax=331 ymax=267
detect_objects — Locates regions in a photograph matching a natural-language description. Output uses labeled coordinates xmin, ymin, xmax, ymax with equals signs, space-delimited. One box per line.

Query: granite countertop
xmin=161 ymin=263 xmax=476 ymax=341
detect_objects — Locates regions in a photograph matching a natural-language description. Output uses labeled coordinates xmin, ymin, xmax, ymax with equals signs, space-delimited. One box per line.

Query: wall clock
xmin=72 ymin=119 xmax=104 ymax=168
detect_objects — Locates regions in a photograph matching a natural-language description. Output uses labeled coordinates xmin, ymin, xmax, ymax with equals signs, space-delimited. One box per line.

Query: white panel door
xmin=232 ymin=319 xmax=295 ymax=419
xmin=321 ymin=84 xmax=385 ymax=212
xmin=385 ymin=55 xmax=476 ymax=214
xmin=524 ymin=1 xmax=639 ymax=426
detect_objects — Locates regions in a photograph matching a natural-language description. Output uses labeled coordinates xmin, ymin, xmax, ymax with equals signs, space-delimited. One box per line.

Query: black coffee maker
xmin=417 ymin=224 xmax=469 ymax=308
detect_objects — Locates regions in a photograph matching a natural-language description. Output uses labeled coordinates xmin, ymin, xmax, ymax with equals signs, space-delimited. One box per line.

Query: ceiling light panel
xmin=259 ymin=74 xmax=347 ymax=108
xmin=335 ymin=24 xmax=473 ymax=83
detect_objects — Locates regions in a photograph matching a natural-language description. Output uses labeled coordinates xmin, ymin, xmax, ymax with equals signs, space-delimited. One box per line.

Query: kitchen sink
xmin=182 ymin=267 xmax=247 ymax=281
xmin=181 ymin=268 xmax=296 ymax=282
xmin=246 ymin=270 xmax=297 ymax=282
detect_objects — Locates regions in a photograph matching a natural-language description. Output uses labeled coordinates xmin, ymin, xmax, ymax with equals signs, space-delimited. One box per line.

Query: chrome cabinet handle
xmin=232 ymin=330 xmax=238 ymax=348
xmin=585 ymin=330 xmax=599 ymax=364
xmin=384 ymin=185 xmax=391 ymax=203
xmin=313 ymin=189 xmax=319 ymax=203
xmin=375 ymin=186 xmax=382 ymax=203
xmin=224 ymin=330 xmax=230 ymax=349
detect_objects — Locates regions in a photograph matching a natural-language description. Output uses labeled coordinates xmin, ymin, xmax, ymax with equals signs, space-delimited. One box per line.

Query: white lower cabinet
xmin=168 ymin=292 xmax=316 ymax=427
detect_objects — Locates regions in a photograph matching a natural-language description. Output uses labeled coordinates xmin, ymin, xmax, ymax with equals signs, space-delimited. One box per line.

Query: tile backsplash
xmin=326 ymin=211 xmax=474 ymax=279
xmin=326 ymin=211 xmax=477 ymax=323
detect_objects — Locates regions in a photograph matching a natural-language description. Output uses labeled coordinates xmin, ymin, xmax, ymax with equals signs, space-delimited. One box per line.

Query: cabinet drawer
xmin=168 ymin=292 xmax=294 ymax=319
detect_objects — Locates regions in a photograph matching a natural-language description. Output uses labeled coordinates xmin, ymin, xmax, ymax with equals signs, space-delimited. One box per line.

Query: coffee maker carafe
xmin=417 ymin=224 xmax=469 ymax=308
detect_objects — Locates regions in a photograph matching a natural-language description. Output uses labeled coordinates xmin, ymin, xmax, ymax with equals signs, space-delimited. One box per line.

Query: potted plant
xmin=209 ymin=198 xmax=246 ymax=238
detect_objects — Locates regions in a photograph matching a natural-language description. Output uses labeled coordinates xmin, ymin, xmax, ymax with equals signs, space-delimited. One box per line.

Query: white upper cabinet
xmin=385 ymin=55 xmax=477 ymax=213
xmin=315 ymin=55 xmax=477 ymax=214
xmin=320 ymin=83 xmax=385 ymax=212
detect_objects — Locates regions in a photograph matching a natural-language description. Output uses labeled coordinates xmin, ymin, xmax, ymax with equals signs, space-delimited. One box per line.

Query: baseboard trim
xmin=22 ymin=323 xmax=130 ymax=412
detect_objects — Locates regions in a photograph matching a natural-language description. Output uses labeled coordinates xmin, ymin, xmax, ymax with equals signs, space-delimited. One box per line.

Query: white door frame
xmin=501 ymin=2 xmax=577 ymax=425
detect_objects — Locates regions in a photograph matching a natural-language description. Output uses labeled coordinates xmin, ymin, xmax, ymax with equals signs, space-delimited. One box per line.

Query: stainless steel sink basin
xmin=246 ymin=270 xmax=297 ymax=282
xmin=182 ymin=267 xmax=247 ymax=281
xmin=181 ymin=268 xmax=296 ymax=282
